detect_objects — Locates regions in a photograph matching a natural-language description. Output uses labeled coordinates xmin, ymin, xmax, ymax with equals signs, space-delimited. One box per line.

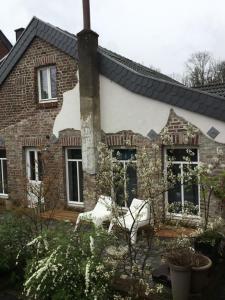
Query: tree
xmin=183 ymin=51 xmax=225 ymax=87
xmin=183 ymin=51 xmax=213 ymax=87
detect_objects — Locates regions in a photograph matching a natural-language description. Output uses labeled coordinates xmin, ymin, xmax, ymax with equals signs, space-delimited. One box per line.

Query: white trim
xmin=0 ymin=154 xmax=8 ymax=196
xmin=65 ymin=148 xmax=83 ymax=206
xmin=0 ymin=194 xmax=8 ymax=199
xmin=37 ymin=66 xmax=57 ymax=103
xmin=39 ymin=99 xmax=58 ymax=103
xmin=25 ymin=148 xmax=42 ymax=183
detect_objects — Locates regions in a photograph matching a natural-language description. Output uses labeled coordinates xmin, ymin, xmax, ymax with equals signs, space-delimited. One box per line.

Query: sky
xmin=1 ymin=0 xmax=225 ymax=77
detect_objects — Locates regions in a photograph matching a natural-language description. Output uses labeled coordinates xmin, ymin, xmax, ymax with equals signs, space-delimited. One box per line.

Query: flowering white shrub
xmin=23 ymin=223 xmax=116 ymax=300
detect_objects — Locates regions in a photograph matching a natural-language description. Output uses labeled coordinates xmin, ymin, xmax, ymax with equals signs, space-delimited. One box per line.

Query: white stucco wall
xmin=53 ymin=80 xmax=81 ymax=137
xmin=53 ymin=74 xmax=225 ymax=144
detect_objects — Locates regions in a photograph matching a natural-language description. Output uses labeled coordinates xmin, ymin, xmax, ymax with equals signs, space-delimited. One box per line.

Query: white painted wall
xmin=53 ymin=74 xmax=225 ymax=144
xmin=100 ymin=76 xmax=225 ymax=144
xmin=53 ymin=79 xmax=81 ymax=137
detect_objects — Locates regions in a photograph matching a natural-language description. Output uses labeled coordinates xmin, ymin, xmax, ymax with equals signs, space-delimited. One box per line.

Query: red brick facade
xmin=0 ymin=37 xmax=78 ymax=207
xmin=0 ymin=36 xmax=224 ymax=221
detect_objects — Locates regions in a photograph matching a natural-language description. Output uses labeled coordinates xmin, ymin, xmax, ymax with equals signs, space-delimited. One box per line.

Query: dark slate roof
xmin=0 ymin=17 xmax=225 ymax=123
xmin=194 ymin=83 xmax=225 ymax=98
xmin=98 ymin=47 xmax=179 ymax=84
xmin=0 ymin=30 xmax=12 ymax=51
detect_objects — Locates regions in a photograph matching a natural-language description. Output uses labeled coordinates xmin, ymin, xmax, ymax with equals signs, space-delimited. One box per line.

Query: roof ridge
xmin=194 ymin=82 xmax=225 ymax=88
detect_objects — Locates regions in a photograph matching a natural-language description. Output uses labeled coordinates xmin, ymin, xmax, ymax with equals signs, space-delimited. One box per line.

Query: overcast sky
xmin=1 ymin=0 xmax=225 ymax=77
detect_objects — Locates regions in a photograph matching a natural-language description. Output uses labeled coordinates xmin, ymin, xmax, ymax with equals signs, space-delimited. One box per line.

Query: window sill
xmin=0 ymin=194 xmax=8 ymax=199
xmin=37 ymin=100 xmax=58 ymax=109
xmin=68 ymin=202 xmax=85 ymax=208
xmin=166 ymin=213 xmax=201 ymax=222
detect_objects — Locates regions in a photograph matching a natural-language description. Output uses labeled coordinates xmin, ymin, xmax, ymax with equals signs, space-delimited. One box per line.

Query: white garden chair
xmin=75 ymin=195 xmax=113 ymax=230
xmin=108 ymin=198 xmax=151 ymax=244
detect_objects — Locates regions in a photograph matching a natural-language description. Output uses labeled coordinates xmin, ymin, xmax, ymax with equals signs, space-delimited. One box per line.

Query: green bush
xmin=23 ymin=223 xmax=117 ymax=300
xmin=0 ymin=212 xmax=34 ymax=274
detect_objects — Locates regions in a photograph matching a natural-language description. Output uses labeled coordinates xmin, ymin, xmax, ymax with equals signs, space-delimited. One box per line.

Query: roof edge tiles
xmin=0 ymin=17 xmax=225 ymax=123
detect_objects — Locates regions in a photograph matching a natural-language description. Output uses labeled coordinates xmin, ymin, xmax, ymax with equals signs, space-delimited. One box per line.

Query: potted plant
xmin=191 ymin=253 xmax=212 ymax=294
xmin=165 ymin=246 xmax=213 ymax=300
xmin=165 ymin=247 xmax=194 ymax=300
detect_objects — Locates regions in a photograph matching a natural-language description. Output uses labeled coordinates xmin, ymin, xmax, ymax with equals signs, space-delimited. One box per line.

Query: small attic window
xmin=37 ymin=66 xmax=57 ymax=102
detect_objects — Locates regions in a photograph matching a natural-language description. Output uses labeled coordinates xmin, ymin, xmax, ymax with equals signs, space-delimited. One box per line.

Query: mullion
xmin=76 ymin=161 xmax=80 ymax=203
xmin=180 ymin=163 xmax=184 ymax=213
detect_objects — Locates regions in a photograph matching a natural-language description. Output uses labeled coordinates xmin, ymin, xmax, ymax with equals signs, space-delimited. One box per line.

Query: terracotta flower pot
xmin=169 ymin=264 xmax=191 ymax=300
xmin=191 ymin=255 xmax=212 ymax=294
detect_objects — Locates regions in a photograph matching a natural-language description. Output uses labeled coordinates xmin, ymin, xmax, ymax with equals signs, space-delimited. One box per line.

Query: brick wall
xmin=164 ymin=109 xmax=225 ymax=220
xmin=0 ymin=37 xmax=78 ymax=205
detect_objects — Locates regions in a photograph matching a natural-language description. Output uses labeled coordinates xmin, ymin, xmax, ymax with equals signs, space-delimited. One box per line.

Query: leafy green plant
xmin=168 ymin=201 xmax=199 ymax=215
xmin=0 ymin=212 xmax=34 ymax=274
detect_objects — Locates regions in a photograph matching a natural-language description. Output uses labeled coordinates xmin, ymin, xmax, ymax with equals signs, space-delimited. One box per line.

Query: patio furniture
xmin=108 ymin=198 xmax=151 ymax=244
xmin=75 ymin=195 xmax=113 ymax=230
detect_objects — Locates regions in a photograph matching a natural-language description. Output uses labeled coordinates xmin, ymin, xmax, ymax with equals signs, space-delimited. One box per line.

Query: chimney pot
xmin=15 ymin=28 xmax=25 ymax=41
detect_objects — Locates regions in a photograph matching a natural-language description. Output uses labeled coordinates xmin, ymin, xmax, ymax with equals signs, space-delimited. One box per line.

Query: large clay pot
xmin=170 ymin=264 xmax=191 ymax=300
xmin=191 ymin=255 xmax=212 ymax=294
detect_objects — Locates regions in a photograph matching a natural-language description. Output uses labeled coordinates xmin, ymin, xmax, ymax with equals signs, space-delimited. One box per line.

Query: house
xmin=0 ymin=14 xmax=224 ymax=221
xmin=0 ymin=30 xmax=12 ymax=62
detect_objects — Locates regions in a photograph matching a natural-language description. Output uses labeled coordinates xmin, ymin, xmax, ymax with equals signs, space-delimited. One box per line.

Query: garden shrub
xmin=23 ymin=223 xmax=117 ymax=300
xmin=0 ymin=212 xmax=34 ymax=274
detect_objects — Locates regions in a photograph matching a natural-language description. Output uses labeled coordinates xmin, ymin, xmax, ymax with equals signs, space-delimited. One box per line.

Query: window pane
xmin=67 ymin=149 xmax=82 ymax=160
xmin=68 ymin=161 xmax=78 ymax=202
xmin=50 ymin=66 xmax=56 ymax=98
xmin=38 ymin=152 xmax=43 ymax=181
xmin=78 ymin=161 xmax=83 ymax=202
xmin=126 ymin=164 xmax=137 ymax=207
xmin=114 ymin=162 xmax=125 ymax=206
xmin=3 ymin=160 xmax=8 ymax=194
xmin=29 ymin=151 xmax=36 ymax=181
xmin=167 ymin=149 xmax=198 ymax=162
xmin=39 ymin=69 xmax=49 ymax=99
xmin=0 ymin=149 xmax=6 ymax=158
xmin=0 ymin=161 xmax=2 ymax=194
xmin=113 ymin=149 xmax=136 ymax=161
xmin=183 ymin=165 xmax=199 ymax=215
xmin=168 ymin=164 xmax=182 ymax=213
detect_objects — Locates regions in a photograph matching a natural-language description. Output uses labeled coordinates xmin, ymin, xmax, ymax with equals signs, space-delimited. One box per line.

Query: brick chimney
xmin=0 ymin=30 xmax=12 ymax=60
xmin=15 ymin=28 xmax=25 ymax=41
xmin=78 ymin=0 xmax=101 ymax=210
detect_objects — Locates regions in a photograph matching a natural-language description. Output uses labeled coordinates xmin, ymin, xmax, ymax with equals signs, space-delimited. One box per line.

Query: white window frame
xmin=113 ymin=149 xmax=137 ymax=208
xmin=65 ymin=148 xmax=84 ymax=207
xmin=164 ymin=147 xmax=201 ymax=218
xmin=0 ymin=151 xmax=8 ymax=198
xmin=37 ymin=66 xmax=57 ymax=103
xmin=26 ymin=148 xmax=42 ymax=183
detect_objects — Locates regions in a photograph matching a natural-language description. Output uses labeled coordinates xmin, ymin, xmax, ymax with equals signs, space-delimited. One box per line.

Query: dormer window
xmin=37 ymin=66 xmax=57 ymax=102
